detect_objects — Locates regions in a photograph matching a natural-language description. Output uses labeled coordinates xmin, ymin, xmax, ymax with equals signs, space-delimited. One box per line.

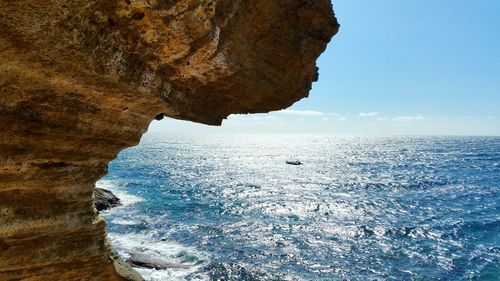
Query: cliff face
xmin=0 ymin=0 xmax=338 ymax=280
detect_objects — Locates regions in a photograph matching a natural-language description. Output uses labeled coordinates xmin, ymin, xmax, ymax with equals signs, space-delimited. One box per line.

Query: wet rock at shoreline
xmin=110 ymin=250 xmax=144 ymax=281
xmin=94 ymin=188 xmax=121 ymax=211
xmin=126 ymin=251 xmax=191 ymax=270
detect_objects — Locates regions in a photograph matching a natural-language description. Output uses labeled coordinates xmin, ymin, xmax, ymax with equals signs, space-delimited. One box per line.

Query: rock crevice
xmin=0 ymin=0 xmax=338 ymax=280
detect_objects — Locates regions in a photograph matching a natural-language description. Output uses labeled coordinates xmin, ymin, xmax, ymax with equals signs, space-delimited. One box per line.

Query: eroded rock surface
xmin=0 ymin=0 xmax=338 ymax=280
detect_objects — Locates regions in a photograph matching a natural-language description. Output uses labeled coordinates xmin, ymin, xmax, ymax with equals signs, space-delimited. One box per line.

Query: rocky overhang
xmin=0 ymin=0 xmax=338 ymax=280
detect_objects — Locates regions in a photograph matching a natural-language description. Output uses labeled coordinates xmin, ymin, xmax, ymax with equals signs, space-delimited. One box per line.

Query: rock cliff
xmin=0 ymin=0 xmax=338 ymax=280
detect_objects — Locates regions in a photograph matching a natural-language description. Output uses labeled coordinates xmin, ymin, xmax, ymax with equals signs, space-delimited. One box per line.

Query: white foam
xmin=109 ymin=232 xmax=209 ymax=281
xmin=96 ymin=180 xmax=209 ymax=280
xmin=96 ymin=179 xmax=144 ymax=207
xmin=135 ymin=267 xmax=208 ymax=281
xmin=111 ymin=218 xmax=141 ymax=226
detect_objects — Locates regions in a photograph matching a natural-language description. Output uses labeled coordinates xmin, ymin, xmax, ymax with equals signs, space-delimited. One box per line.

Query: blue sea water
xmin=98 ymin=134 xmax=500 ymax=281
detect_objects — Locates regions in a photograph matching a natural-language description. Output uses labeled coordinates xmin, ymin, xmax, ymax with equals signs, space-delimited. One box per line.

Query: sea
xmin=97 ymin=134 xmax=500 ymax=281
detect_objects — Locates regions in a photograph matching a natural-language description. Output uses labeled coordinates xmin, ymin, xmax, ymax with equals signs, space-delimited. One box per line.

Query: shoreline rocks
xmin=126 ymin=251 xmax=191 ymax=270
xmin=110 ymin=250 xmax=145 ymax=281
xmin=94 ymin=188 xmax=121 ymax=211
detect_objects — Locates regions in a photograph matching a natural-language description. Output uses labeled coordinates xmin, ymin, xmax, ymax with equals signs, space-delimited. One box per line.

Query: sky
xmin=150 ymin=0 xmax=500 ymax=135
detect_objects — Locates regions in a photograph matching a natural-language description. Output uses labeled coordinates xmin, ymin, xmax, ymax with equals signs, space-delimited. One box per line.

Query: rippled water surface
xmin=99 ymin=134 xmax=500 ymax=280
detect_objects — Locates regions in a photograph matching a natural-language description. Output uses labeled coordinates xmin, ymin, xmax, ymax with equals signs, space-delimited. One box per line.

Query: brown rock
xmin=0 ymin=0 xmax=338 ymax=280
xmin=110 ymin=250 xmax=145 ymax=281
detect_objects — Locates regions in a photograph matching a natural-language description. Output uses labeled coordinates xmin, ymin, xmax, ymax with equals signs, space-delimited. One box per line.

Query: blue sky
xmin=150 ymin=0 xmax=500 ymax=135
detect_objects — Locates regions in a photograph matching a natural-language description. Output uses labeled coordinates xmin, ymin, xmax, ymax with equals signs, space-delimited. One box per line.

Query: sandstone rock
xmin=0 ymin=0 xmax=338 ymax=280
xmin=95 ymin=188 xmax=122 ymax=211
xmin=110 ymin=250 xmax=145 ymax=281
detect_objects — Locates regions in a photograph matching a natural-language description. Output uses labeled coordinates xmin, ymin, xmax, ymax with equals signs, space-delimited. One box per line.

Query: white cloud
xmin=278 ymin=110 xmax=324 ymax=116
xmin=231 ymin=114 xmax=277 ymax=121
xmin=376 ymin=117 xmax=389 ymax=121
xmin=337 ymin=116 xmax=347 ymax=121
xmin=359 ymin=112 xmax=379 ymax=117
xmin=392 ymin=115 xmax=425 ymax=122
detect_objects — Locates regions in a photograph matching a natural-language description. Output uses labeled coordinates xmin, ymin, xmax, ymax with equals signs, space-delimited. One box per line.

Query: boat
xmin=286 ymin=160 xmax=302 ymax=165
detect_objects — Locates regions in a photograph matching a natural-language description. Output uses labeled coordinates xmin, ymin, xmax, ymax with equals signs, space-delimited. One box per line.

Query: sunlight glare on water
xmin=98 ymin=134 xmax=500 ymax=280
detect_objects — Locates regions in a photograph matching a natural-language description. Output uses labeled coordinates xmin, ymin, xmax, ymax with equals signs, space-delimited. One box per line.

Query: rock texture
xmin=126 ymin=251 xmax=191 ymax=270
xmin=0 ymin=0 xmax=338 ymax=280
xmin=95 ymin=188 xmax=122 ymax=211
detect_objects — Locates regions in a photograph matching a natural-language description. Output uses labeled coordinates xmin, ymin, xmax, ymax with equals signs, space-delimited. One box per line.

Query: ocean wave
xmin=111 ymin=218 xmax=142 ymax=226
xmin=96 ymin=179 xmax=144 ymax=207
xmin=109 ymin=232 xmax=209 ymax=281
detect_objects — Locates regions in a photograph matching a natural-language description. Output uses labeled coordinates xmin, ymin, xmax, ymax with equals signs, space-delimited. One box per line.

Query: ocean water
xmin=98 ymin=134 xmax=500 ymax=281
